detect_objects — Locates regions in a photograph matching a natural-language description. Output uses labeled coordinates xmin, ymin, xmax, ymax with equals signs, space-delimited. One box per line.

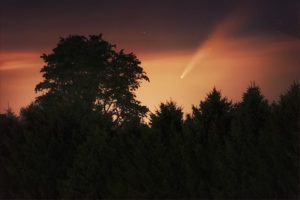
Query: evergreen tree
xmin=265 ymin=82 xmax=300 ymax=198
xmin=190 ymin=88 xmax=233 ymax=198
xmin=149 ymin=101 xmax=187 ymax=197
xmin=227 ymin=84 xmax=270 ymax=198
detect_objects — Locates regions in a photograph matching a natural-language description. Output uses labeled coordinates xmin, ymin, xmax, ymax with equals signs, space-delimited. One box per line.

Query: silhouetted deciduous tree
xmin=35 ymin=35 xmax=149 ymax=124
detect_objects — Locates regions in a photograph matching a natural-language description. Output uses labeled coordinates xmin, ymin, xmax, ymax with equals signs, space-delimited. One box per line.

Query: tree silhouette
xmin=191 ymin=87 xmax=233 ymax=144
xmin=227 ymin=84 xmax=270 ymax=198
xmin=35 ymin=35 xmax=149 ymax=124
xmin=149 ymin=101 xmax=187 ymax=197
xmin=189 ymin=88 xmax=233 ymax=198
xmin=266 ymin=82 xmax=300 ymax=197
xmin=150 ymin=101 xmax=183 ymax=145
xmin=0 ymin=110 xmax=24 ymax=198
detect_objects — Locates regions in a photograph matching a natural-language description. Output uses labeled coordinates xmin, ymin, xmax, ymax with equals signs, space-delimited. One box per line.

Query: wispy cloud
xmin=0 ymin=52 xmax=42 ymax=71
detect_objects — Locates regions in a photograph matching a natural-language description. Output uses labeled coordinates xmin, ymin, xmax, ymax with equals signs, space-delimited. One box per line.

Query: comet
xmin=180 ymin=48 xmax=210 ymax=79
xmin=180 ymin=4 xmax=250 ymax=79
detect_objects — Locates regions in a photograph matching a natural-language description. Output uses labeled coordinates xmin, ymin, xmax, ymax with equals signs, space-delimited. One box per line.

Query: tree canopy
xmin=35 ymin=35 xmax=149 ymax=124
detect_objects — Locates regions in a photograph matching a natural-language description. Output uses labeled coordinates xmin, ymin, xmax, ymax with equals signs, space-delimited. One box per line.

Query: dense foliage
xmin=0 ymin=35 xmax=299 ymax=199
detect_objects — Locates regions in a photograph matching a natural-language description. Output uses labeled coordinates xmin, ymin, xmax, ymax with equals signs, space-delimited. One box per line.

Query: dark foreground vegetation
xmin=0 ymin=35 xmax=299 ymax=199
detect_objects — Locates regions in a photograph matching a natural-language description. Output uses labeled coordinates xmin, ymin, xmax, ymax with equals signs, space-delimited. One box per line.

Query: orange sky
xmin=1 ymin=36 xmax=299 ymax=115
xmin=1 ymin=2 xmax=300 ymax=115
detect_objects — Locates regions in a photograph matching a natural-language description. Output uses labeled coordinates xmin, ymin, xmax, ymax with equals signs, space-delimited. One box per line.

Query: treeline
xmin=0 ymin=35 xmax=299 ymax=198
xmin=1 ymin=84 xmax=299 ymax=198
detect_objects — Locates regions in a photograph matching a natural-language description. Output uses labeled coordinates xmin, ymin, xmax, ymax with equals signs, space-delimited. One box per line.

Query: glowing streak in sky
xmin=180 ymin=4 xmax=250 ymax=79
xmin=180 ymin=48 xmax=209 ymax=79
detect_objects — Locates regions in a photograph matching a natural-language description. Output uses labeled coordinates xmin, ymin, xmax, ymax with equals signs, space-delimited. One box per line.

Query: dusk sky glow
xmin=1 ymin=0 xmax=299 ymax=114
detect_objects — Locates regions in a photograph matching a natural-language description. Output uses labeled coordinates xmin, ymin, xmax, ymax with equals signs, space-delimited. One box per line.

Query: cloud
xmin=0 ymin=52 xmax=42 ymax=71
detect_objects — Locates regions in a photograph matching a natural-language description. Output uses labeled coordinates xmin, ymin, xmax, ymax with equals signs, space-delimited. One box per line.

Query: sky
xmin=1 ymin=0 xmax=300 ymax=114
